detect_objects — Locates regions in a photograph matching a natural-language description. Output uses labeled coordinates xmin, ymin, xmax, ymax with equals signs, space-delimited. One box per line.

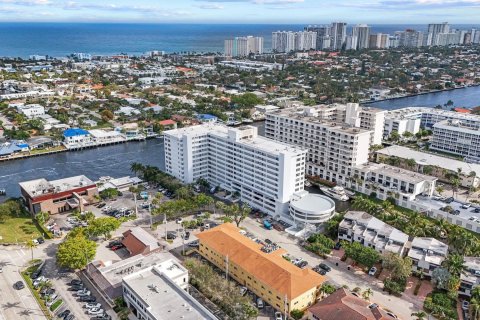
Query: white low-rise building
xmin=459 ymin=257 xmax=480 ymax=297
xmin=376 ymin=145 xmax=480 ymax=188
xmin=349 ymin=162 xmax=437 ymax=205
xmin=338 ymin=211 xmax=409 ymax=256
xmin=408 ymin=237 xmax=448 ymax=276
xmin=289 ymin=191 xmax=335 ymax=225
xmin=122 ymin=262 xmax=217 ymax=320
xmin=164 ymin=124 xmax=307 ymax=218
xmin=16 ymin=104 xmax=45 ymax=118
xmin=89 ymin=129 xmax=125 ymax=145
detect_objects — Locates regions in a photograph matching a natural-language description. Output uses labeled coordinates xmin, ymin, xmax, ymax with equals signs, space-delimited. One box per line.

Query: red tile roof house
xmin=158 ymin=119 xmax=177 ymax=130
xmin=307 ymin=288 xmax=392 ymax=320
xmin=122 ymin=227 xmax=162 ymax=256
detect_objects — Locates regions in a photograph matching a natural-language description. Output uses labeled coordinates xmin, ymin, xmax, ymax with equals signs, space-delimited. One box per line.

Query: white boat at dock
xmin=319 ymin=186 xmax=350 ymax=201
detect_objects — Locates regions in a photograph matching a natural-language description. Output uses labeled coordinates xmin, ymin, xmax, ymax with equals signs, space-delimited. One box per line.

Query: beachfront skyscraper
xmin=352 ymin=24 xmax=371 ymax=50
xmin=330 ymin=22 xmax=347 ymax=50
xmin=224 ymin=36 xmax=264 ymax=57
xmin=428 ymin=22 xmax=450 ymax=46
xmin=272 ymin=31 xmax=316 ymax=53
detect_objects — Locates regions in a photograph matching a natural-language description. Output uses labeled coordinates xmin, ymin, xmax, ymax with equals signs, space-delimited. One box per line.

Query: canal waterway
xmin=367 ymin=85 xmax=480 ymax=110
xmin=1 ymin=86 xmax=479 ymax=199
xmin=0 ymin=139 xmax=165 ymax=197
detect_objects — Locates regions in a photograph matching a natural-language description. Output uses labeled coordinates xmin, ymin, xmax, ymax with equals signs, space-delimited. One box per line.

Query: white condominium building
xmin=164 ymin=124 xmax=307 ymax=217
xmin=272 ymin=31 xmax=317 ymax=53
xmin=265 ymin=107 xmax=372 ymax=185
xmin=430 ymin=120 xmax=480 ymax=162
xmin=349 ymin=162 xmax=437 ymax=204
xmin=383 ymin=107 xmax=480 ymax=137
xmin=224 ymin=36 xmax=264 ymax=57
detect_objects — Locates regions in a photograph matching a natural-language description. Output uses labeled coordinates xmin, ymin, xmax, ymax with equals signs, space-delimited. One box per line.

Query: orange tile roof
xmin=196 ymin=223 xmax=325 ymax=300
xmin=454 ymin=107 xmax=471 ymax=114
xmin=308 ymin=289 xmax=390 ymax=320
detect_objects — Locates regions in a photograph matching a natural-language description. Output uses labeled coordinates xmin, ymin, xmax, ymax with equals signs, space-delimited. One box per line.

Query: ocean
xmin=1 ymin=23 xmax=479 ymax=58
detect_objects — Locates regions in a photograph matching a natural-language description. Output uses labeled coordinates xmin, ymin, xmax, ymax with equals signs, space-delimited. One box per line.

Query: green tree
xmin=443 ymin=254 xmax=465 ymax=277
xmin=362 ymin=288 xmax=373 ymax=300
xmin=85 ymin=217 xmax=121 ymax=239
xmin=290 ymin=309 xmax=304 ymax=320
xmin=411 ymin=311 xmax=427 ymax=320
xmin=57 ymin=234 xmax=96 ymax=270
xmin=382 ymin=252 xmax=412 ymax=281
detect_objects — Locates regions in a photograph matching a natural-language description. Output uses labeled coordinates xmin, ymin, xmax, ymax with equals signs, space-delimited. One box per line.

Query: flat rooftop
xmin=290 ymin=192 xmax=335 ymax=213
xmin=385 ymin=107 xmax=480 ymax=121
xmin=164 ymin=124 xmax=308 ymax=157
xmin=19 ymin=175 xmax=95 ymax=198
xmin=376 ymin=145 xmax=480 ymax=176
xmin=355 ymin=162 xmax=437 ymax=184
xmin=123 ymin=268 xmax=216 ymax=320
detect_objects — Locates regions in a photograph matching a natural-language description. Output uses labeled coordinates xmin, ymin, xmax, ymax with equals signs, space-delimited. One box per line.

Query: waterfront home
xmin=196 ymin=113 xmax=217 ymax=123
xmin=63 ymin=128 xmax=94 ymax=149
xmin=158 ymin=119 xmax=177 ymax=130
xmin=19 ymin=175 xmax=98 ymax=214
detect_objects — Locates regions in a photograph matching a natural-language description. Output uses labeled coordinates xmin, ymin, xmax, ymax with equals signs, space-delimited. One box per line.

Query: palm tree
xmin=25 ymin=239 xmax=37 ymax=261
xmin=362 ymin=288 xmax=373 ymax=300
xmin=451 ymin=178 xmax=461 ymax=198
xmin=470 ymin=298 xmax=480 ymax=320
xmin=472 ymin=286 xmax=480 ymax=300
xmin=130 ymin=162 xmax=144 ymax=176
xmin=443 ymin=254 xmax=465 ymax=277
xmin=405 ymin=158 xmax=417 ymax=171
xmin=422 ymin=165 xmax=434 ymax=175
xmin=411 ymin=311 xmax=427 ymax=320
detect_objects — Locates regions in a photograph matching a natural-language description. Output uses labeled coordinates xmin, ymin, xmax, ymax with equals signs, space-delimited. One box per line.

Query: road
xmin=241 ymin=216 xmax=421 ymax=320
xmin=0 ymin=247 xmax=47 ymax=320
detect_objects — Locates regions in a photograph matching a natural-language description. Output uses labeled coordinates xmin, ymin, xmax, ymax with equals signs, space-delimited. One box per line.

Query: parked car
xmin=80 ymin=296 xmax=97 ymax=302
xmin=474 ymin=207 xmax=480 ymax=213
xmin=58 ymin=309 xmax=70 ymax=319
xmin=176 ymin=218 xmax=183 ymax=224
xmin=37 ymin=237 xmax=45 ymax=244
xmin=13 ymin=281 xmax=24 ymax=290
xmin=69 ymin=285 xmax=84 ymax=291
xmin=87 ymin=308 xmax=104 ymax=315
xmin=69 ymin=279 xmax=83 ymax=286
xmin=298 ymin=261 xmax=308 ymax=269
xmin=65 ymin=314 xmax=75 ymax=320
xmin=453 ymin=210 xmax=461 ymax=215
xmin=85 ymin=303 xmax=101 ymax=309
xmin=462 ymin=300 xmax=470 ymax=311
xmin=462 ymin=203 xmax=472 ymax=209
xmin=166 ymin=231 xmax=177 ymax=240
xmin=77 ymin=290 xmax=91 ymax=297
xmin=188 ymin=240 xmax=199 ymax=247
xmin=256 ymin=298 xmax=264 ymax=309
xmin=110 ymin=244 xmax=125 ymax=251
xmin=318 ymin=263 xmax=331 ymax=272
xmin=239 ymin=286 xmax=248 ymax=296
xmin=445 ymin=197 xmax=454 ymax=203
xmin=275 ymin=312 xmax=283 ymax=320
xmin=368 ymin=266 xmax=377 ymax=276
xmin=334 ymin=242 xmax=342 ymax=250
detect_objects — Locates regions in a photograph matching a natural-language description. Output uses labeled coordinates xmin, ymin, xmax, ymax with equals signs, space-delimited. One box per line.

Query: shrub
xmin=424 ymin=291 xmax=458 ymax=320
xmin=383 ymin=278 xmax=405 ymax=296
xmin=50 ymin=299 xmax=63 ymax=312
xmin=290 ymin=309 xmax=304 ymax=320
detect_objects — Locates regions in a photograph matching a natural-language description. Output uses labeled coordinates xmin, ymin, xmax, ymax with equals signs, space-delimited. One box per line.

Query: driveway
xmin=240 ymin=216 xmax=423 ymax=320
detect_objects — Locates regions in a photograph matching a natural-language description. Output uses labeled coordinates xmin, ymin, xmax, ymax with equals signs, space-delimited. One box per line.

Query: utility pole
xmin=225 ymin=255 xmax=229 ymax=281
xmin=283 ymin=294 xmax=288 ymax=320
xmin=164 ymin=213 xmax=167 ymax=240
xmin=133 ymin=192 xmax=138 ymax=217
xmin=148 ymin=201 xmax=153 ymax=230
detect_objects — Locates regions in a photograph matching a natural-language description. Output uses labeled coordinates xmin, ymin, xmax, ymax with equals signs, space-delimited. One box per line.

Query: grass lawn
xmin=0 ymin=216 xmax=42 ymax=243
xmin=29 ymin=146 xmax=66 ymax=155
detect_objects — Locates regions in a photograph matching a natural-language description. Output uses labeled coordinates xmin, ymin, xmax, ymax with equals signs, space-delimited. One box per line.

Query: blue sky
xmin=0 ymin=0 xmax=479 ymax=23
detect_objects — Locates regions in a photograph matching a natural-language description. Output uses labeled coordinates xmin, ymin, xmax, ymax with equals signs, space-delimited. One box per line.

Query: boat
xmin=0 ymin=189 xmax=5 ymax=196
xmin=319 ymin=186 xmax=350 ymax=201
xmin=242 ymin=119 xmax=254 ymax=124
